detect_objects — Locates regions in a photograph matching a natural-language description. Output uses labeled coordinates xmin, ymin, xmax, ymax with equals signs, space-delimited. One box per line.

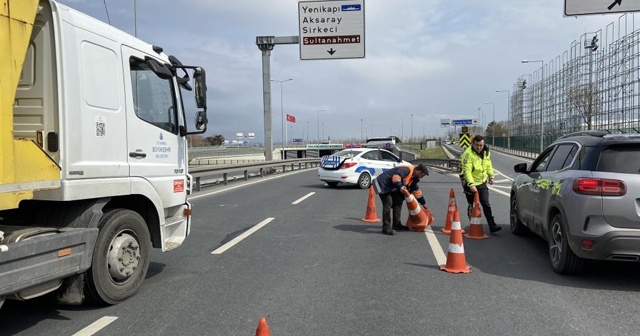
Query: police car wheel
xmin=357 ymin=173 xmax=371 ymax=189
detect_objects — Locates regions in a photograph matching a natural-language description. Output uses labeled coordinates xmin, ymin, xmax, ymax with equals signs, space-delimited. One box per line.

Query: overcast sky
xmin=58 ymin=0 xmax=626 ymax=143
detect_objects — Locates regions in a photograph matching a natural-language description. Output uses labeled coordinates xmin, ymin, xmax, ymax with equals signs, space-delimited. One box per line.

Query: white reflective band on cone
xmin=470 ymin=217 xmax=481 ymax=225
xmin=452 ymin=221 xmax=461 ymax=230
xmin=448 ymin=243 xmax=465 ymax=253
xmin=405 ymin=194 xmax=416 ymax=204
xmin=409 ymin=207 xmax=421 ymax=216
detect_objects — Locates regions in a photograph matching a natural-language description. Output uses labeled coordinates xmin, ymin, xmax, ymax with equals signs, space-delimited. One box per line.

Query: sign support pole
xmin=255 ymin=36 xmax=299 ymax=161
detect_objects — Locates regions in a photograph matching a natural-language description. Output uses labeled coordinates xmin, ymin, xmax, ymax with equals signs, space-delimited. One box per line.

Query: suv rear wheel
xmin=548 ymin=213 xmax=584 ymax=275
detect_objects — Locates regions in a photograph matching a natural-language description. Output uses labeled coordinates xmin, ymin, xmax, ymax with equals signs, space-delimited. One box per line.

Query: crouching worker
xmin=372 ymin=164 xmax=429 ymax=236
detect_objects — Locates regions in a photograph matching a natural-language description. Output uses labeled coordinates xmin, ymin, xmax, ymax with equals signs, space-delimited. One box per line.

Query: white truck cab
xmin=0 ymin=0 xmax=208 ymax=306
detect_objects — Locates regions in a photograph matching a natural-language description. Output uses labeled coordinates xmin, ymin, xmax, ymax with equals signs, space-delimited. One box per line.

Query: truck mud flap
xmin=0 ymin=228 xmax=98 ymax=297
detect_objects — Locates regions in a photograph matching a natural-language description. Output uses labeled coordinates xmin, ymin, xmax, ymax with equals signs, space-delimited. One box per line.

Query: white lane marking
xmin=292 ymin=192 xmax=315 ymax=205
xmin=424 ymin=226 xmax=447 ymax=266
xmin=489 ymin=185 xmax=510 ymax=197
xmin=493 ymin=179 xmax=511 ymax=183
xmin=189 ymin=168 xmax=311 ymax=200
xmin=211 ymin=217 xmax=275 ymax=255
xmin=492 ymin=168 xmax=513 ymax=182
xmin=72 ymin=316 xmax=118 ymax=336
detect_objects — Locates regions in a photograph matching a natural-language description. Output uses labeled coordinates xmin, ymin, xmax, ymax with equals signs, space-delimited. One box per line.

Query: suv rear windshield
xmin=596 ymin=144 xmax=640 ymax=174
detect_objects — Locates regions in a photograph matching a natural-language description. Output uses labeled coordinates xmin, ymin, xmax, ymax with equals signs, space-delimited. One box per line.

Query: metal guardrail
xmin=189 ymin=158 xmax=320 ymax=191
xmin=411 ymin=158 xmax=461 ymax=171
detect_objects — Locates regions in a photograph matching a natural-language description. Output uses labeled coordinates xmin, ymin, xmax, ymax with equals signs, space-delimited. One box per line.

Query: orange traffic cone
xmin=361 ymin=186 xmax=381 ymax=223
xmin=464 ymin=192 xmax=489 ymax=240
xmin=440 ymin=208 xmax=471 ymax=274
xmin=255 ymin=317 xmax=270 ymax=336
xmin=441 ymin=188 xmax=458 ymax=234
xmin=401 ymin=188 xmax=434 ymax=232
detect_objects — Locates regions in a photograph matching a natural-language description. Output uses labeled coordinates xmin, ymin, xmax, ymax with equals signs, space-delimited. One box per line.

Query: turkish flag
xmin=286 ymin=114 xmax=296 ymax=123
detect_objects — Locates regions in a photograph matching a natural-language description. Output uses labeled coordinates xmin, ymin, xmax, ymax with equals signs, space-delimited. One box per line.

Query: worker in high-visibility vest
xmin=460 ymin=135 xmax=501 ymax=234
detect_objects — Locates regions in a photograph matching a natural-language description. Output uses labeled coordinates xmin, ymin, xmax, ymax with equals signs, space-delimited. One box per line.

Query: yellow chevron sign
xmin=459 ymin=133 xmax=471 ymax=149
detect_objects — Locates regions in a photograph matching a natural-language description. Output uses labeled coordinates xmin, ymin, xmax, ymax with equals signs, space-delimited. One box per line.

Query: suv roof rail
xmin=558 ymin=130 xmax=608 ymax=140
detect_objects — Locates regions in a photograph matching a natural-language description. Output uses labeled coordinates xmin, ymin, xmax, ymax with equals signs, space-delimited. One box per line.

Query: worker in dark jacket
xmin=373 ymin=164 xmax=429 ymax=235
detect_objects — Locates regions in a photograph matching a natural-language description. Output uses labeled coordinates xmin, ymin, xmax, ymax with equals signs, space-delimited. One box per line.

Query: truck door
xmin=122 ymin=47 xmax=187 ymax=206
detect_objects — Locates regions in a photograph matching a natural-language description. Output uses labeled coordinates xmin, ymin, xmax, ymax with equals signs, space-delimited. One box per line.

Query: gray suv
xmin=510 ymin=131 xmax=640 ymax=274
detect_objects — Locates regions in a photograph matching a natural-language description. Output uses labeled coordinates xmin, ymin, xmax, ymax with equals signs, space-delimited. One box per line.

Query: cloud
xmin=57 ymin=0 xmax=636 ymax=142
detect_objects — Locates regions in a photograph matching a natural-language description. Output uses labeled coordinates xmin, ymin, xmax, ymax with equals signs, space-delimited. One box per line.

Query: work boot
xmin=488 ymin=219 xmax=502 ymax=234
xmin=382 ymin=227 xmax=396 ymax=236
xmin=392 ymin=223 xmax=410 ymax=231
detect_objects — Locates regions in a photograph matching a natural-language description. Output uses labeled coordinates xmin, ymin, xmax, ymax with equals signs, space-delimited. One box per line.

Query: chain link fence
xmin=506 ymin=13 xmax=640 ymax=154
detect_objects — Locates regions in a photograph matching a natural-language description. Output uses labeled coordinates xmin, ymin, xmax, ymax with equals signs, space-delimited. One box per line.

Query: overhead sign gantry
xmin=256 ymin=0 xmax=366 ymax=161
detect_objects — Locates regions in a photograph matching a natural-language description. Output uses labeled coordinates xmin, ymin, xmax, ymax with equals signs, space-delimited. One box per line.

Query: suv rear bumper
xmin=568 ymin=230 xmax=640 ymax=261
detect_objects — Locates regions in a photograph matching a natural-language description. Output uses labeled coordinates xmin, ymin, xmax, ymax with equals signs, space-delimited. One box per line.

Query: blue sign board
xmin=452 ymin=119 xmax=473 ymax=125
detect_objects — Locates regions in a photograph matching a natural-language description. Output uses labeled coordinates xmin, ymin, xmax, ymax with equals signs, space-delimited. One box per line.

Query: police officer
xmin=373 ymin=164 xmax=429 ymax=235
xmin=460 ymin=135 xmax=501 ymax=233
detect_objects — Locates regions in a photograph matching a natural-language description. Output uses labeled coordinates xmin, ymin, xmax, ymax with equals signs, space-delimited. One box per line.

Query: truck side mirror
xmin=193 ymin=68 xmax=207 ymax=109
xmin=195 ymin=111 xmax=207 ymax=132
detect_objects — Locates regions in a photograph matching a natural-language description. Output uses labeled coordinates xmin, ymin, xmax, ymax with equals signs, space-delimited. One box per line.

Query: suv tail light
xmin=572 ymin=178 xmax=626 ymax=196
xmin=340 ymin=161 xmax=357 ymax=169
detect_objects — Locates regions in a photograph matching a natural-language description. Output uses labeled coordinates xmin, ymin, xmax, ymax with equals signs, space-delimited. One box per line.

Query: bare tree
xmin=567 ymin=83 xmax=600 ymax=130
xmin=487 ymin=121 xmax=509 ymax=137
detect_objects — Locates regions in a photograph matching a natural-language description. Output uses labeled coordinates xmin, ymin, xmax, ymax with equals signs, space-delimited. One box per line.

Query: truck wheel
xmin=85 ymin=209 xmax=151 ymax=305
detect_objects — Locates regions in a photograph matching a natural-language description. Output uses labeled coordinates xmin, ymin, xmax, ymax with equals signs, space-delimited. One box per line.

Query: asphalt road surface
xmin=2 ymin=154 xmax=640 ymax=336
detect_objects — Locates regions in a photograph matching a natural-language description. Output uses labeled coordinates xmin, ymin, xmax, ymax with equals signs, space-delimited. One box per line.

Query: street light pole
xmin=495 ymin=89 xmax=511 ymax=149
xmin=271 ymin=78 xmax=293 ymax=159
xmin=522 ymin=59 xmax=544 ymax=153
xmin=410 ymin=113 xmax=413 ymax=141
xmin=584 ymin=34 xmax=598 ymax=130
xmin=311 ymin=109 xmax=325 ymax=143
xmin=484 ymin=102 xmax=495 ymax=146
xmin=476 ymin=107 xmax=483 ymax=135
xmin=360 ymin=118 xmax=363 ymax=143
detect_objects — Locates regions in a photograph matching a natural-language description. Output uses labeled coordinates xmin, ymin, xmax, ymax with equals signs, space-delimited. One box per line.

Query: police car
xmin=318 ymin=148 xmax=409 ymax=189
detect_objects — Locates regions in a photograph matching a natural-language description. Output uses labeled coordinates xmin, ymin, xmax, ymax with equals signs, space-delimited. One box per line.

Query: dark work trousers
xmin=463 ymin=182 xmax=496 ymax=227
xmin=378 ymin=192 xmax=405 ymax=230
